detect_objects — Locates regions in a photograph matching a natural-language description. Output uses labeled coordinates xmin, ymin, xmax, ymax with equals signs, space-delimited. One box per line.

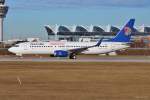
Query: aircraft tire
xmin=69 ymin=53 xmax=77 ymax=59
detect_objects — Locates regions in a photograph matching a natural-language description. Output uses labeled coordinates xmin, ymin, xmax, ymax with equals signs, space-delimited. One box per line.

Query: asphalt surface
xmin=0 ymin=55 xmax=150 ymax=63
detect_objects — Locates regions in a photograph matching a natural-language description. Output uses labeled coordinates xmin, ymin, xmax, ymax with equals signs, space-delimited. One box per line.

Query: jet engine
xmin=54 ymin=50 xmax=69 ymax=57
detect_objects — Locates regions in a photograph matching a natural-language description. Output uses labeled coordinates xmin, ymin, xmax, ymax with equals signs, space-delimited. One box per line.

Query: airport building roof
xmin=75 ymin=26 xmax=88 ymax=32
xmin=58 ymin=26 xmax=71 ymax=32
xmin=45 ymin=25 xmax=150 ymax=36
xmin=92 ymin=26 xmax=105 ymax=32
xmin=110 ymin=26 xmax=120 ymax=33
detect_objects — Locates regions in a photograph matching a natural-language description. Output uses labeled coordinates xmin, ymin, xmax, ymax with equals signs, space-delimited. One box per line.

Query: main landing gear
xmin=69 ymin=53 xmax=77 ymax=59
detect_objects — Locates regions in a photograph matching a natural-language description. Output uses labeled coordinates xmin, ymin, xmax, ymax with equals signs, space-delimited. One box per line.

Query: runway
xmin=0 ymin=55 xmax=150 ymax=63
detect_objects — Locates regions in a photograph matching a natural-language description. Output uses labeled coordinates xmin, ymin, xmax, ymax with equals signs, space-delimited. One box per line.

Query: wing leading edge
xmin=68 ymin=38 xmax=103 ymax=54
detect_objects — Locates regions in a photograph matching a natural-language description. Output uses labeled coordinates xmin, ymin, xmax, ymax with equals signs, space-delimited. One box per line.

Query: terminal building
xmin=45 ymin=25 xmax=150 ymax=42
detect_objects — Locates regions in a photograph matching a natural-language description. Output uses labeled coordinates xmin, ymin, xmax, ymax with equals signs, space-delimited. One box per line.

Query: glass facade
xmin=75 ymin=26 xmax=88 ymax=32
xmin=58 ymin=26 xmax=70 ymax=32
xmin=145 ymin=27 xmax=150 ymax=33
xmin=93 ymin=26 xmax=104 ymax=32
xmin=110 ymin=26 xmax=120 ymax=33
xmin=0 ymin=0 xmax=5 ymax=4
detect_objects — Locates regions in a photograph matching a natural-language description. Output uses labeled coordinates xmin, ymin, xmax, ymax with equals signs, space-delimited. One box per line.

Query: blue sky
xmin=4 ymin=0 xmax=150 ymax=40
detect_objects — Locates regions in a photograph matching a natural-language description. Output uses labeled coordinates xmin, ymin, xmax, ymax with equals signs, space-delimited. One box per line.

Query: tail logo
xmin=124 ymin=27 xmax=132 ymax=36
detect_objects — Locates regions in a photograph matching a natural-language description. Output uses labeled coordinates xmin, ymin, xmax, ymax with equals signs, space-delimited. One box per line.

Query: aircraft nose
xmin=8 ymin=47 xmax=15 ymax=53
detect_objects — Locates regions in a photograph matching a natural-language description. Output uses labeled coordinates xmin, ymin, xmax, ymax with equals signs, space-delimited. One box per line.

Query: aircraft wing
xmin=68 ymin=38 xmax=103 ymax=54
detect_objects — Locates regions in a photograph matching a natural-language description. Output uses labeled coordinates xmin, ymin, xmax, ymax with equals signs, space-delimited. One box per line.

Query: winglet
xmin=95 ymin=38 xmax=103 ymax=47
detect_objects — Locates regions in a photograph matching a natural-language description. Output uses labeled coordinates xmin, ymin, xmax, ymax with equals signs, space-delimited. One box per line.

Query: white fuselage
xmin=8 ymin=41 xmax=129 ymax=56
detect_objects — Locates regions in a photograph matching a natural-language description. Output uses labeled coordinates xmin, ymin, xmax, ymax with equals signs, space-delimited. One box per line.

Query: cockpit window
xmin=13 ymin=45 xmax=19 ymax=47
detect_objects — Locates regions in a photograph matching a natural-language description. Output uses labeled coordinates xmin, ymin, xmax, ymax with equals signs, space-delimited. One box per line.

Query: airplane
xmin=8 ymin=19 xmax=135 ymax=59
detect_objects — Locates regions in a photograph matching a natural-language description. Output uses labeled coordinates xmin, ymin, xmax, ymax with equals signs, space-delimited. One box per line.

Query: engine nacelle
xmin=54 ymin=50 xmax=69 ymax=57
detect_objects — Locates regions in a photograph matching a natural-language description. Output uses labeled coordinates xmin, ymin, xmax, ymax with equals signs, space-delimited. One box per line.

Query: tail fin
xmin=111 ymin=19 xmax=135 ymax=42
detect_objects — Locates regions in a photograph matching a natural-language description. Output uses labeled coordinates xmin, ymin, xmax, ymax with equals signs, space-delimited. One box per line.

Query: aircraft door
xmin=23 ymin=44 xmax=29 ymax=51
xmin=111 ymin=44 xmax=116 ymax=51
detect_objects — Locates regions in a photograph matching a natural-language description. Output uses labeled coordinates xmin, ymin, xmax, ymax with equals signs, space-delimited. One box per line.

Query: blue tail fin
xmin=111 ymin=19 xmax=135 ymax=42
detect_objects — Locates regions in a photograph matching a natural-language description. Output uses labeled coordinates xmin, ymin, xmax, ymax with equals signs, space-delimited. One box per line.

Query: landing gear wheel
xmin=69 ymin=53 xmax=77 ymax=59
xmin=106 ymin=53 xmax=109 ymax=56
